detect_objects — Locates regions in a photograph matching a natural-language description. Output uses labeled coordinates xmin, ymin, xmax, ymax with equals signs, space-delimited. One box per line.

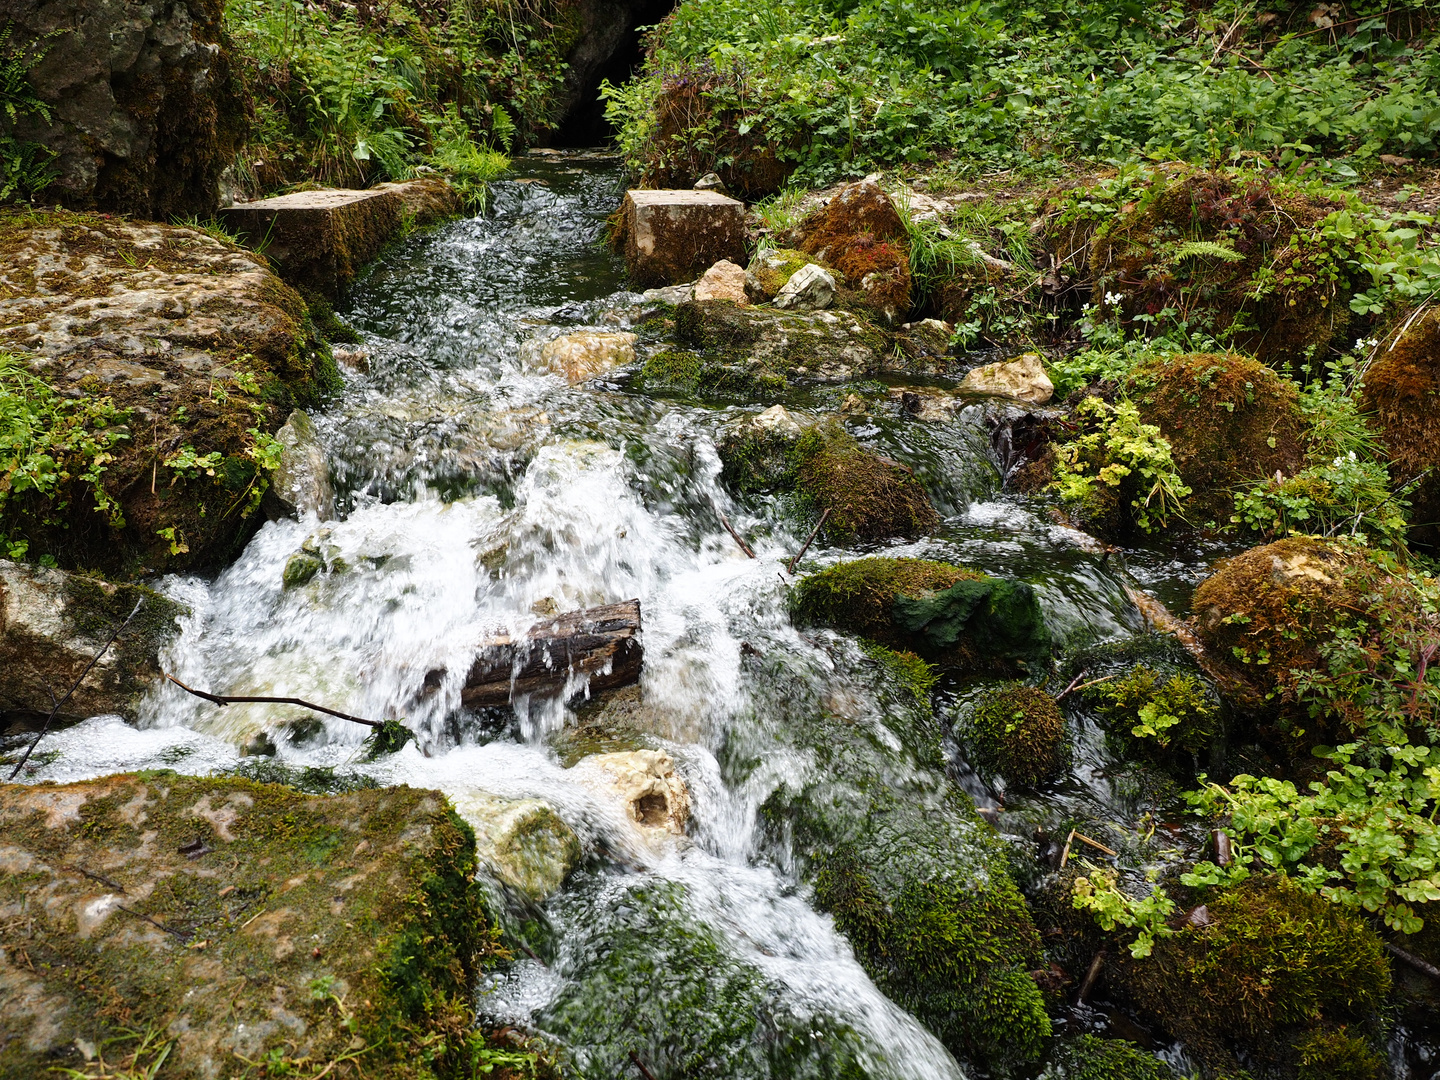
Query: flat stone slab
xmin=0 ymin=773 xmax=504 ymax=1076
xmin=621 ymin=189 xmax=746 ymax=288
xmin=222 ymin=187 xmax=402 ymax=299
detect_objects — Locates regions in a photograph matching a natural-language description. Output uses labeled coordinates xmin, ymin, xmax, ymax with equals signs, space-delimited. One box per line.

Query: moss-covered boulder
xmin=0 ymin=560 xmax=186 ymax=726
xmin=1040 ymin=1035 xmax=1177 ymax=1079
xmin=1083 ymin=169 xmax=1354 ymax=368
xmin=674 ymin=296 xmax=886 ymax=383
xmin=1114 ymin=877 xmax=1390 ymax=1079
xmin=0 ymin=773 xmax=531 ymax=1079
xmin=1129 ymin=352 xmax=1308 ymax=522
xmin=793 ymin=557 xmax=1050 ymax=671
xmin=1085 ymin=663 xmax=1220 ymax=769
xmin=966 ymin=684 xmax=1068 ymax=788
xmin=799 ymin=179 xmax=913 ymax=321
xmin=755 ymin=650 xmax=1052 ymax=1073
xmin=1360 ymin=306 xmax=1440 ymax=549
xmin=0 ymin=211 xmax=340 ymax=574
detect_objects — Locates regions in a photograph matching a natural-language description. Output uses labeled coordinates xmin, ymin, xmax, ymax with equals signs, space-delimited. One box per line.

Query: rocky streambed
xmin=3 ymin=154 xmax=1437 ymax=1080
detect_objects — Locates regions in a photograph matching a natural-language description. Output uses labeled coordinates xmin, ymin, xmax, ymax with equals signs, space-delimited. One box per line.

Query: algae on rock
xmin=965 ymin=684 xmax=1069 ymax=789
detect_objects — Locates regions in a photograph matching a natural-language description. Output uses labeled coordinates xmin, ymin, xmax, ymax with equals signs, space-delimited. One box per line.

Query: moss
xmin=793 ymin=556 xmax=1051 ymax=671
xmin=791 ymin=424 xmax=937 ymax=543
xmin=0 ymin=773 xmax=527 ymax=1079
xmin=1360 ymin=306 xmax=1440 ymax=548
xmin=1129 ymin=352 xmax=1308 ymax=522
xmin=1087 ymin=664 xmax=1219 ymax=764
xmin=1294 ymin=1028 xmax=1385 ymax=1080
xmin=716 ymin=416 xmax=803 ymax=494
xmin=749 ymin=247 xmax=811 ymax=298
xmin=860 ymin=641 xmax=939 ymax=706
xmin=1043 ymin=1035 xmax=1176 ymax=1080
xmin=967 ymin=684 xmax=1068 ymax=788
xmin=1115 ymin=877 xmax=1389 ymax=1079
xmin=58 ymin=572 xmax=188 ymax=713
xmin=637 ymin=347 xmax=703 ymax=391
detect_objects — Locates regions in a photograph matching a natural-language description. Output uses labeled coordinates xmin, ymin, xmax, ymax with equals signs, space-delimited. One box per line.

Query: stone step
xmin=620 ymin=189 xmax=747 ymax=288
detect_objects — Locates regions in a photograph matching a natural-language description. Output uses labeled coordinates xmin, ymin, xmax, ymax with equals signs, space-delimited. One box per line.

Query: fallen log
xmin=461 ymin=599 xmax=643 ymax=708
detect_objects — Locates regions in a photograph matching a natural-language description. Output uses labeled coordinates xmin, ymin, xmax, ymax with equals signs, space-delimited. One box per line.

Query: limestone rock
xmin=0 ymin=774 xmax=504 ymax=1077
xmin=571 ymin=749 xmax=690 ymax=839
xmin=0 ymin=561 xmax=186 ymax=727
xmin=449 ymin=792 xmax=581 ymax=902
xmin=620 ymin=190 xmax=747 ymax=287
xmin=675 ymin=300 xmax=884 ymax=382
xmin=960 ymin=354 xmax=1054 ymax=404
xmin=693 ymin=260 xmax=749 ymax=304
xmin=371 ymin=176 xmax=463 ymax=225
xmin=748 ymin=247 xmax=811 ymax=300
xmin=889 ymin=386 xmax=960 ymax=422
xmin=638 ymin=282 xmax=695 ymax=306
xmin=265 ymin=410 xmax=334 ymax=521
xmin=0 ymin=212 xmax=336 ymax=573
xmin=537 ymin=331 xmax=638 ymax=382
xmin=773 ymin=263 xmax=837 ymax=311
xmin=222 ymin=188 xmax=403 ymax=300
xmin=3 ymin=0 xmax=246 ymax=218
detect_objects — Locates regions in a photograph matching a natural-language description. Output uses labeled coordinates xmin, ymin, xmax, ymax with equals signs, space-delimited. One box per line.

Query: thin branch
xmin=718 ymin=511 xmax=755 ymax=559
xmin=8 ymin=598 xmax=143 ymax=781
xmin=787 ymin=508 xmax=832 ymax=575
xmin=164 ymin=674 xmax=383 ymax=729
xmin=1387 ymin=942 xmax=1440 ymax=982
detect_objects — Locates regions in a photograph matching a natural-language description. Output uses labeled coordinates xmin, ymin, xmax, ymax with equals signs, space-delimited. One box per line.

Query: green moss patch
xmin=1042 ymin=1035 xmax=1176 ymax=1080
xmin=1086 ymin=664 xmax=1219 ymax=766
xmin=792 ymin=425 xmax=937 ymax=543
xmin=967 ymin=684 xmax=1068 ymax=788
xmin=0 ymin=773 xmax=529 ymax=1080
xmin=793 ymin=557 xmax=1050 ymax=671
xmin=1129 ymin=351 xmax=1308 ymax=522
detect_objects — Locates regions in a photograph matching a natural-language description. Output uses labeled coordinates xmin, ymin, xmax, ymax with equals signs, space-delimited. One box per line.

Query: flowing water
xmin=18 ymin=154 xmax=1310 ymax=1077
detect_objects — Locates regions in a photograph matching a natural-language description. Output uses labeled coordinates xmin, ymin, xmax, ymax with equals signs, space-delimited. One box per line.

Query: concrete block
xmin=221 ymin=187 xmax=402 ymax=299
xmin=620 ymin=189 xmax=747 ymax=287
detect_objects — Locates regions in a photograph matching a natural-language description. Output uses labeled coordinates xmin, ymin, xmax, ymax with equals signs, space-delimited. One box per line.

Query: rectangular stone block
xmin=621 ymin=189 xmax=747 ymax=288
xmin=221 ymin=187 xmax=402 ymax=299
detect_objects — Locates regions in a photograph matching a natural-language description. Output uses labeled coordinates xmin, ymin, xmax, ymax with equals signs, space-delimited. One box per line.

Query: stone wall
xmin=2 ymin=0 xmax=248 ymax=218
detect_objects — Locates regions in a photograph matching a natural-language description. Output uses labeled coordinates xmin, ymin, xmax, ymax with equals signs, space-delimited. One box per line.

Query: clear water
xmin=16 ymin=154 xmax=1322 ymax=1077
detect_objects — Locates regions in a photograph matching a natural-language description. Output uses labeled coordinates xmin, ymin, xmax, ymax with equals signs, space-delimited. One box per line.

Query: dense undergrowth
xmin=605 ymin=0 xmax=1440 ymax=194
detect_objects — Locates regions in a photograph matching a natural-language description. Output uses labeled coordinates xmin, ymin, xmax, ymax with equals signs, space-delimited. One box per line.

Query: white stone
xmin=448 ymin=792 xmax=581 ymax=901
xmin=267 ymin=410 xmax=333 ymax=521
xmin=570 ymin=749 xmax=690 ymax=841
xmin=773 ymin=263 xmax=837 ymax=311
xmin=693 ymin=259 xmax=749 ymax=304
xmin=959 ymin=353 xmax=1054 ymax=404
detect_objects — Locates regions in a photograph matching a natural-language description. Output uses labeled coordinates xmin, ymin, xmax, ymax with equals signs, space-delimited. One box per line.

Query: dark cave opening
xmin=548 ymin=0 xmax=676 ymax=148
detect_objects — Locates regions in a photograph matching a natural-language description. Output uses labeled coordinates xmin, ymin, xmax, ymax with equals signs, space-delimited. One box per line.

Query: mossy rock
xmin=748 ymin=246 xmax=812 ymax=299
xmin=966 ymin=684 xmax=1068 ymax=789
xmin=792 ymin=557 xmax=1050 ymax=671
xmin=673 ymin=299 xmax=888 ymax=386
xmin=1086 ymin=169 xmax=1354 ymax=369
xmin=753 ymin=652 xmax=1051 ymax=1073
xmin=1085 ymin=663 xmax=1220 ymax=768
xmin=0 ymin=773 xmax=530 ymax=1079
xmin=636 ymin=347 xmax=704 ymax=392
xmin=1040 ymin=1035 xmax=1176 ymax=1079
xmin=798 ymin=180 xmax=913 ymax=320
xmin=792 ymin=424 xmax=938 ymax=543
xmin=1360 ymin=306 xmax=1440 ymax=549
xmin=1128 ymin=352 xmax=1308 ymax=522
xmin=716 ymin=406 xmax=806 ymax=494
xmin=1113 ymin=876 xmax=1390 ymax=1079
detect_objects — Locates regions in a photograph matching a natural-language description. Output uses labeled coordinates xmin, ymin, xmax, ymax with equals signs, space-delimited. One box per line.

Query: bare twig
xmin=63 ymin=864 xmax=127 ymax=894
xmin=1072 ymin=832 xmax=1118 ymax=857
xmin=718 ymin=512 xmax=756 ymax=559
xmin=164 ymin=674 xmax=383 ymax=729
xmin=119 ymin=905 xmax=193 ymax=941
xmin=1055 ymin=673 xmax=1117 ymax=703
xmin=1075 ymin=948 xmax=1106 ymax=1004
xmin=1387 ymin=942 xmax=1440 ymax=982
xmin=1058 ymin=828 xmax=1076 ymax=870
xmin=787 ymin=508 xmax=832 ymax=575
xmin=8 ymin=598 xmax=143 ymax=781
xmin=629 ymin=1050 xmax=660 ymax=1080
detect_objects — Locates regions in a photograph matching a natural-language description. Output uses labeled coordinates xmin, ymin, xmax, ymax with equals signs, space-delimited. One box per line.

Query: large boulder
xmin=798 ymin=180 xmax=912 ymax=321
xmin=449 ymin=791 xmax=582 ymax=903
xmin=1361 ymin=307 xmax=1440 ymax=548
xmin=2 ymin=0 xmax=247 ymax=218
xmin=618 ymin=189 xmax=747 ymax=287
xmin=0 ymin=560 xmax=185 ymax=727
xmin=528 ymin=330 xmax=638 ymax=382
xmin=675 ymin=299 xmax=885 ymax=384
xmin=0 ymin=210 xmax=338 ymax=573
xmin=0 ymin=773 xmax=533 ymax=1077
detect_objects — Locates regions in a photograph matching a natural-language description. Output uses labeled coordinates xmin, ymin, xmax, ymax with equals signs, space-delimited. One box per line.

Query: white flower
xmin=1104 ymin=291 xmax=1123 ymax=306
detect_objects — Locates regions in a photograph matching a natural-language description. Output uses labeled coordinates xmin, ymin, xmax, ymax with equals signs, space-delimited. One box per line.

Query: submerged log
xmin=461 ymin=600 xmax=643 ymax=708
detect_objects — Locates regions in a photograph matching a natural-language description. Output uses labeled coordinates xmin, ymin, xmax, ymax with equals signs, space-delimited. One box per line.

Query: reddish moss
xmin=799 ymin=181 xmax=912 ymax=319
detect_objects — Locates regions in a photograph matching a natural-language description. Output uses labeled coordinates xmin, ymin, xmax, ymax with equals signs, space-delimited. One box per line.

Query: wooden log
xmin=461 ymin=600 xmax=643 ymax=708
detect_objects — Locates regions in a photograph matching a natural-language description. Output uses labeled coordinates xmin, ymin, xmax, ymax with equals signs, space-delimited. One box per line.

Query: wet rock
xmin=281 ymin=551 xmax=324 ymax=590
xmin=747 ymin=247 xmax=811 ymax=300
xmin=264 ymin=410 xmax=334 ymax=521
xmin=773 ymin=263 xmax=837 ymax=311
xmin=4 ymin=0 xmax=246 ymax=218
xmin=570 ymin=749 xmax=690 ymax=840
xmin=716 ymin=405 xmax=806 ymax=494
xmin=964 ymin=684 xmax=1068 ymax=788
xmin=889 ymin=385 xmax=960 ymax=422
xmin=0 ymin=773 xmax=520 ymax=1077
xmin=0 ymin=211 xmax=337 ymax=573
xmin=0 ymin=561 xmax=186 ymax=726
xmin=959 ymin=353 xmax=1054 ymax=403
xmin=638 ymin=281 xmax=695 ymax=306
xmin=222 ymin=187 xmax=404 ymax=300
xmin=692 ymin=259 xmax=749 ymax=304
xmin=332 ymin=344 xmax=370 ymax=373
xmin=536 ymin=331 xmax=638 ymax=382
xmin=449 ymin=792 xmax=582 ymax=902
xmin=619 ymin=189 xmax=747 ymax=287
xmin=675 ymin=299 xmax=884 ymax=382
xmin=370 ymin=176 xmax=463 ymax=225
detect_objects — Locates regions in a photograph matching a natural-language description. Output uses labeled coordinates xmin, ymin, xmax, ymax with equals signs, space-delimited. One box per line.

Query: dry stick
xmin=1055 ymin=673 xmax=1118 ymax=703
xmin=7 ymin=598 xmax=143 ymax=782
xmin=718 ymin=511 xmax=756 ymax=559
xmin=1057 ymin=829 xmax=1076 ymax=870
xmin=64 ymin=864 xmax=127 ymax=894
xmin=787 ymin=508 xmax=832 ymax=575
xmin=1075 ymin=948 xmax=1106 ymax=1004
xmin=1387 ymin=942 xmax=1440 ymax=983
xmin=164 ymin=674 xmax=383 ymax=729
xmin=1072 ymin=832 xmax=1118 ymax=857
xmin=119 ymin=905 xmax=193 ymax=941
xmin=629 ymin=1050 xmax=660 ymax=1080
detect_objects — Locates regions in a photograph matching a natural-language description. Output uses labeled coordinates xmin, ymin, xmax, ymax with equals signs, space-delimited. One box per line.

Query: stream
xmin=19 ymin=154 xmax=1300 ymax=1078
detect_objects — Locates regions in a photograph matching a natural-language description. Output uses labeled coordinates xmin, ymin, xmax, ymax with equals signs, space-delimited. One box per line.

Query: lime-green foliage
xmin=1294 ymin=1028 xmax=1386 ymax=1080
xmin=968 ymin=684 xmax=1068 ymax=788
xmin=604 ymin=0 xmax=1440 ymax=191
xmin=1050 ymin=395 xmax=1190 ymax=537
xmin=792 ymin=556 xmax=1052 ymax=670
xmin=1089 ymin=665 xmax=1218 ymax=759
xmin=1041 ymin=1035 xmax=1176 ymax=1080
xmin=0 ymin=352 xmax=130 ymax=557
xmin=0 ymin=23 xmax=58 ymax=203
xmin=861 ymin=641 xmax=939 ymax=706
xmin=224 ymin=0 xmax=538 ymax=194
xmin=1070 ymin=865 xmax=1176 ymax=959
